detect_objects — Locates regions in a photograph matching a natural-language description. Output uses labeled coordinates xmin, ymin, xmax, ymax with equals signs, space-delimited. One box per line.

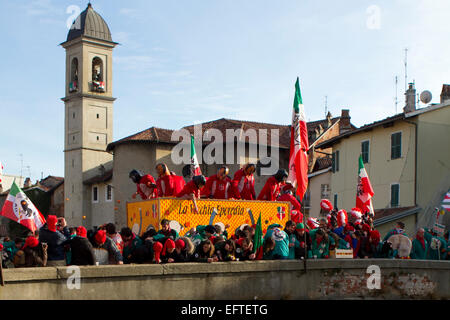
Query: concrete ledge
xmin=3 ymin=267 xmax=58 ymax=282
xmin=1 ymin=260 xmax=449 ymax=299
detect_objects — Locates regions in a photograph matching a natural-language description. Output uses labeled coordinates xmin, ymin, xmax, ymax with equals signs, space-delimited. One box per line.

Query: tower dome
xmin=66 ymin=3 xmax=113 ymax=43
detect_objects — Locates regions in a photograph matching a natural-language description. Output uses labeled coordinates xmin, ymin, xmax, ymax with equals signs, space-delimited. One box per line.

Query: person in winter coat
xmin=277 ymin=184 xmax=303 ymax=223
xmin=263 ymin=237 xmax=276 ymax=260
xmin=161 ymin=239 xmax=177 ymax=263
xmin=294 ymin=223 xmax=311 ymax=259
xmin=264 ymin=224 xmax=289 ymax=259
xmin=257 ymin=169 xmax=288 ymax=201
xmin=232 ymin=163 xmax=256 ymax=200
xmin=22 ymin=236 xmax=48 ymax=267
xmin=424 ymin=229 xmax=446 ymax=260
xmin=284 ymin=220 xmax=297 ymax=260
xmin=91 ymin=230 xmax=123 ymax=265
xmin=214 ymin=239 xmax=236 ymax=261
xmin=173 ymin=238 xmax=194 ymax=262
xmin=235 ymin=237 xmax=256 ymax=261
xmin=120 ymin=227 xmax=143 ymax=263
xmin=410 ymin=228 xmax=428 ymax=260
xmin=68 ymin=226 xmax=96 ymax=266
xmin=308 ymin=228 xmax=330 ymax=259
xmin=39 ymin=215 xmax=70 ymax=266
xmin=383 ymin=221 xmax=408 ymax=241
xmin=191 ymin=239 xmax=218 ymax=263
xmin=105 ymin=223 xmax=124 ymax=255
xmin=366 ymin=230 xmax=382 ymax=258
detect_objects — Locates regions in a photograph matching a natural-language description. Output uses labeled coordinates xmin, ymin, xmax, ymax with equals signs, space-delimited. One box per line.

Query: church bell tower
xmin=61 ymin=3 xmax=117 ymax=227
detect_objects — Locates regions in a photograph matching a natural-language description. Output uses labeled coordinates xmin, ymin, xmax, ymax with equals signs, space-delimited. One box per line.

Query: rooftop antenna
xmin=324 ymin=95 xmax=328 ymax=118
xmin=19 ymin=153 xmax=23 ymax=178
xmin=395 ymin=76 xmax=398 ymax=113
xmin=404 ymin=48 xmax=408 ymax=92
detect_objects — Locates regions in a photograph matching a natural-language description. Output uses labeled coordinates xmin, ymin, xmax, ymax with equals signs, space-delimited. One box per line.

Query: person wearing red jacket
xmin=129 ymin=169 xmax=158 ymax=200
xmin=155 ymin=163 xmax=185 ymax=197
xmin=176 ymin=175 xmax=207 ymax=199
xmin=277 ymin=183 xmax=303 ymax=223
xmin=257 ymin=169 xmax=288 ymax=201
xmin=203 ymin=166 xmax=234 ymax=199
xmin=232 ymin=163 xmax=256 ymax=200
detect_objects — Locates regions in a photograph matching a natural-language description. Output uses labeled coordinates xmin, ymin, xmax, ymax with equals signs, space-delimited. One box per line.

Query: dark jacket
xmin=129 ymin=239 xmax=154 ymax=264
xmin=39 ymin=224 xmax=70 ymax=261
xmin=24 ymin=243 xmax=47 ymax=267
xmin=294 ymin=231 xmax=311 ymax=259
xmin=191 ymin=246 xmax=214 ymax=263
xmin=91 ymin=237 xmax=123 ymax=265
xmin=69 ymin=237 xmax=96 ymax=266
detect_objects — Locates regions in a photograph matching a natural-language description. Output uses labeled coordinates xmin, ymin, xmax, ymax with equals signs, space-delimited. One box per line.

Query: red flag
xmin=288 ymin=77 xmax=309 ymax=200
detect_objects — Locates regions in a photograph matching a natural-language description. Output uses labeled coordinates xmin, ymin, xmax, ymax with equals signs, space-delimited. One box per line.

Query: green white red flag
xmin=190 ymin=135 xmax=202 ymax=179
xmin=356 ymin=155 xmax=375 ymax=214
xmin=253 ymin=213 xmax=263 ymax=260
xmin=0 ymin=181 xmax=46 ymax=233
xmin=288 ymin=77 xmax=309 ymax=200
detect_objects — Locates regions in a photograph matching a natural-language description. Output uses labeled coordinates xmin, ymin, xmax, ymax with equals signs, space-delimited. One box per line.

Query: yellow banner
xmin=127 ymin=198 xmax=291 ymax=237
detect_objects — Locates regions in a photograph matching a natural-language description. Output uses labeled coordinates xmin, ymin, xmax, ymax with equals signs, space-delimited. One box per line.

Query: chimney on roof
xmin=404 ymin=82 xmax=416 ymax=113
xmin=440 ymin=84 xmax=450 ymax=103
xmin=339 ymin=109 xmax=351 ymax=134
xmin=326 ymin=111 xmax=332 ymax=128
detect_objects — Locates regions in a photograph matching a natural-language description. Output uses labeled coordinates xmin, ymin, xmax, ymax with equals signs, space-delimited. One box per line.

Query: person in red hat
xmin=91 ymin=229 xmax=123 ymax=265
xmin=39 ymin=215 xmax=70 ymax=266
xmin=232 ymin=163 xmax=256 ymax=200
xmin=161 ymin=239 xmax=177 ymax=263
xmin=66 ymin=226 xmax=95 ymax=265
xmin=21 ymin=236 xmax=48 ymax=267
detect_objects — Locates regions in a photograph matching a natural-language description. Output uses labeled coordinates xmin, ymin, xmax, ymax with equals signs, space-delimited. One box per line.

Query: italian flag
xmin=356 ymin=155 xmax=375 ymax=215
xmin=288 ymin=77 xmax=309 ymax=200
xmin=253 ymin=213 xmax=263 ymax=260
xmin=0 ymin=181 xmax=46 ymax=233
xmin=190 ymin=135 xmax=202 ymax=179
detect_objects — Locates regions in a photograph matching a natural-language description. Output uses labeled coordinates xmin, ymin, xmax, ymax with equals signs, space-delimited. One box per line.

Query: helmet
xmin=193 ymin=175 xmax=207 ymax=188
xmin=274 ymin=169 xmax=288 ymax=182
xmin=129 ymin=169 xmax=143 ymax=183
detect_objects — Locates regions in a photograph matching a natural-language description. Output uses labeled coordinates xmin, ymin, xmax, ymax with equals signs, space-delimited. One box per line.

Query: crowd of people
xmin=0 ymin=162 xmax=448 ymax=268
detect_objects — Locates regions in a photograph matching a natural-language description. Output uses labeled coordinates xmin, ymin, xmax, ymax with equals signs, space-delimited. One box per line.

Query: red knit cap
xmin=162 ymin=239 xmax=175 ymax=256
xmin=362 ymin=224 xmax=371 ymax=233
xmin=175 ymin=239 xmax=185 ymax=250
xmin=344 ymin=225 xmax=355 ymax=232
xmin=94 ymin=230 xmax=107 ymax=245
xmin=153 ymin=241 xmax=163 ymax=263
xmin=369 ymin=230 xmax=380 ymax=240
xmin=77 ymin=226 xmax=87 ymax=238
xmin=47 ymin=215 xmax=58 ymax=232
xmin=22 ymin=236 xmax=39 ymax=250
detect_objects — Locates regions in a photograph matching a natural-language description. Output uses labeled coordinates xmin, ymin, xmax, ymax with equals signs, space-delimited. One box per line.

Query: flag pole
xmin=0 ymin=248 xmax=5 ymax=286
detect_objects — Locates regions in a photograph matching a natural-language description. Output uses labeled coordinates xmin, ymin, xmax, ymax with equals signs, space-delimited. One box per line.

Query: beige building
xmin=316 ymin=83 xmax=450 ymax=237
xmin=61 ymin=4 xmax=116 ymax=228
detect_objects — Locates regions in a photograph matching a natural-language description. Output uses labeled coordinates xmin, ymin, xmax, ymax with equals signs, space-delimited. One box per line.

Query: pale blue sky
xmin=0 ymin=0 xmax=449 ymax=180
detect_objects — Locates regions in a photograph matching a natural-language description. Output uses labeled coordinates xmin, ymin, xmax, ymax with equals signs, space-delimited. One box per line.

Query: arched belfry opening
xmin=91 ymin=57 xmax=105 ymax=92
xmin=69 ymin=57 xmax=79 ymax=93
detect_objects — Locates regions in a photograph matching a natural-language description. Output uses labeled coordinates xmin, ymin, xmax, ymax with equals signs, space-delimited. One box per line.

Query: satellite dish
xmin=420 ymin=90 xmax=432 ymax=104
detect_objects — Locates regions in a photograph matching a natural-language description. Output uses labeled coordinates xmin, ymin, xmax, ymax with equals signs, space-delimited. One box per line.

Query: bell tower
xmin=61 ymin=3 xmax=117 ymax=227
